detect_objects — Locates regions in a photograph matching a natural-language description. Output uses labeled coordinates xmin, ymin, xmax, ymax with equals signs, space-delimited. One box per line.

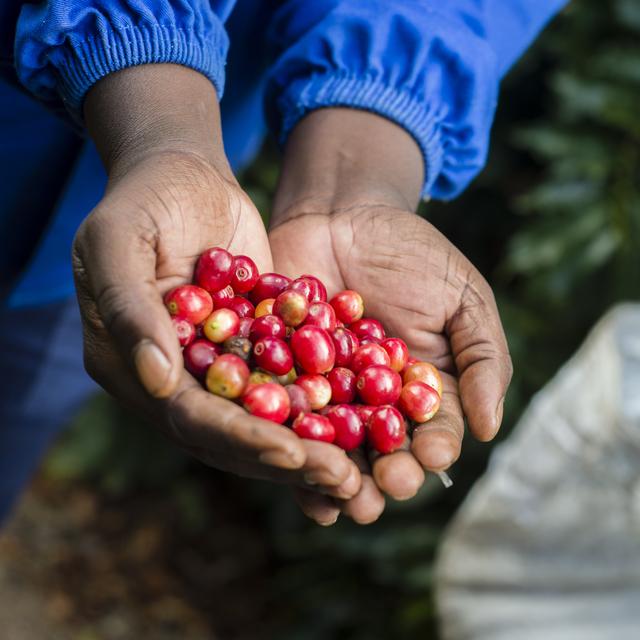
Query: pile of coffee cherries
xmin=164 ymin=247 xmax=442 ymax=454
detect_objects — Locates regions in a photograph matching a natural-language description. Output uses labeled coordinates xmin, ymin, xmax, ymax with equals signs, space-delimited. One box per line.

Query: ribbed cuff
xmin=54 ymin=22 xmax=228 ymax=119
xmin=274 ymin=73 xmax=444 ymax=198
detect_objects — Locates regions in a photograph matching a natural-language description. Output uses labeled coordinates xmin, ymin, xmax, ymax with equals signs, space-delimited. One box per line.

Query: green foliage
xmin=43 ymin=1 xmax=639 ymax=637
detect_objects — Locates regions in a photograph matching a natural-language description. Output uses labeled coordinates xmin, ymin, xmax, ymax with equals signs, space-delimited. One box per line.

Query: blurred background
xmin=1 ymin=1 xmax=638 ymax=638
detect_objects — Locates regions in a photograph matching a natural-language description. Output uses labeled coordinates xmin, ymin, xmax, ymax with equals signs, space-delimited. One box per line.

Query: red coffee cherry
xmin=205 ymin=353 xmax=249 ymax=399
xmin=303 ymin=301 xmax=337 ymax=332
xmin=330 ymin=327 xmax=359 ymax=368
xmin=368 ymin=406 xmax=406 ymax=454
xmin=227 ymin=296 xmax=255 ymax=318
xmin=299 ymin=275 xmax=328 ymax=302
xmin=195 ymin=247 xmax=234 ymax=293
xmin=402 ymin=361 xmax=443 ymax=397
xmin=172 ymin=317 xmax=195 ymax=347
xmin=292 ymin=413 xmax=335 ymax=443
xmin=253 ymin=336 xmax=294 ymax=376
xmin=326 ymin=405 xmax=365 ymax=451
xmin=230 ymin=254 xmax=259 ymax=294
xmin=242 ymin=383 xmax=290 ymax=424
xmin=183 ymin=339 xmax=221 ymax=381
xmin=381 ymin=337 xmax=409 ymax=372
xmin=356 ymin=365 xmax=402 ymax=406
xmin=237 ymin=316 xmax=254 ymax=338
xmin=294 ymin=374 xmax=332 ymax=410
xmin=350 ymin=343 xmax=391 ymax=374
xmin=203 ymin=308 xmax=240 ymax=343
xmin=326 ymin=367 xmax=357 ymax=404
xmin=355 ymin=404 xmax=376 ymax=426
xmin=210 ymin=285 xmax=235 ymax=309
xmin=398 ymin=380 xmax=441 ymax=423
xmin=290 ymin=326 xmax=336 ymax=374
xmin=249 ymin=314 xmax=286 ymax=342
xmin=330 ymin=290 xmax=364 ymax=324
xmin=273 ymin=290 xmax=309 ymax=327
xmin=164 ymin=284 xmax=213 ymax=325
xmin=350 ymin=318 xmax=385 ymax=342
xmin=285 ymin=385 xmax=311 ymax=422
xmin=250 ymin=273 xmax=291 ymax=304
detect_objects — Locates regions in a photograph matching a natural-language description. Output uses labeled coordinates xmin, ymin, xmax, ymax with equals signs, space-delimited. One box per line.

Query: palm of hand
xmin=270 ymin=206 xmax=510 ymax=519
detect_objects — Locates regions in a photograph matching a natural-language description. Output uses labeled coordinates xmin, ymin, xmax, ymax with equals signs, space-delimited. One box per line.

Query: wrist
xmin=271 ymin=109 xmax=424 ymax=227
xmin=84 ymin=64 xmax=232 ymax=181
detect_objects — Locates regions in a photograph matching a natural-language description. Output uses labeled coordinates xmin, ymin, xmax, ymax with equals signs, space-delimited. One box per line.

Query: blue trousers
xmin=0 ymin=298 xmax=95 ymax=522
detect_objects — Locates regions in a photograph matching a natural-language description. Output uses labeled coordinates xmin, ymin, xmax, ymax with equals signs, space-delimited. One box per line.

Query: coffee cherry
xmin=359 ymin=335 xmax=381 ymax=345
xmin=206 ymin=353 xmax=249 ymax=399
xmin=195 ymin=247 xmax=234 ymax=293
xmin=355 ymin=404 xmax=376 ymax=426
xmin=330 ymin=328 xmax=359 ymax=368
xmin=368 ymin=406 xmax=406 ymax=454
xmin=250 ymin=273 xmax=291 ymax=304
xmin=304 ymin=301 xmax=337 ymax=332
xmin=350 ymin=318 xmax=385 ymax=342
xmin=326 ymin=367 xmax=356 ymax=404
xmin=350 ymin=343 xmax=391 ymax=374
xmin=203 ymin=308 xmax=240 ymax=343
xmin=273 ymin=290 xmax=309 ymax=327
xmin=253 ymin=336 xmax=294 ymax=376
xmin=277 ymin=368 xmax=298 ymax=385
xmin=294 ymin=374 xmax=332 ymax=410
xmin=249 ymin=314 xmax=286 ymax=342
xmin=299 ymin=275 xmax=328 ymax=302
xmin=172 ymin=317 xmax=195 ymax=347
xmin=290 ymin=326 xmax=336 ymax=374
xmin=242 ymin=383 xmax=290 ymax=424
xmin=237 ymin=317 xmax=254 ymax=338
xmin=244 ymin=369 xmax=278 ymax=396
xmin=292 ymin=413 xmax=335 ymax=443
xmin=402 ymin=361 xmax=443 ymax=397
xmin=330 ymin=290 xmax=364 ymax=324
xmin=285 ymin=384 xmax=311 ymax=422
xmin=223 ymin=336 xmax=252 ymax=362
xmin=254 ymin=298 xmax=275 ymax=318
xmin=227 ymin=296 xmax=255 ymax=318
xmin=356 ymin=365 xmax=402 ymax=406
xmin=230 ymin=255 xmax=259 ymax=293
xmin=210 ymin=285 xmax=235 ymax=309
xmin=164 ymin=284 xmax=213 ymax=325
xmin=398 ymin=380 xmax=441 ymax=423
xmin=381 ymin=338 xmax=409 ymax=372
xmin=183 ymin=339 xmax=221 ymax=380
xmin=326 ymin=405 xmax=365 ymax=451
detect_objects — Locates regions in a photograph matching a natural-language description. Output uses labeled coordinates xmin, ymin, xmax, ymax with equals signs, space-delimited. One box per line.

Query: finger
xmin=370 ymin=439 xmax=425 ymax=501
xmin=410 ymin=372 xmax=463 ymax=471
xmin=338 ymin=450 xmax=385 ymax=524
xmin=300 ymin=442 xmax=361 ymax=498
xmin=292 ymin=487 xmax=340 ymax=526
xmin=73 ymin=211 xmax=183 ymax=399
xmin=446 ymin=278 xmax=512 ymax=440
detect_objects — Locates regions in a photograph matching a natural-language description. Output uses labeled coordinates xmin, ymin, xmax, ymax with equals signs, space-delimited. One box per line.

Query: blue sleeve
xmin=14 ymin=0 xmax=237 ymax=120
xmin=265 ymin=0 xmax=569 ymax=200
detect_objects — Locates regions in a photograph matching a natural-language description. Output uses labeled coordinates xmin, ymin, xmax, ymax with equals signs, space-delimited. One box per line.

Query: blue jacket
xmin=2 ymin=0 xmax=567 ymax=307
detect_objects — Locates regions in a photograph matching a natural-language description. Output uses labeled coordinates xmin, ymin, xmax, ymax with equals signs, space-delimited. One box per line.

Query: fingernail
xmin=318 ymin=515 xmax=339 ymax=527
xmin=303 ymin=473 xmax=318 ymax=486
xmin=133 ymin=340 xmax=172 ymax=397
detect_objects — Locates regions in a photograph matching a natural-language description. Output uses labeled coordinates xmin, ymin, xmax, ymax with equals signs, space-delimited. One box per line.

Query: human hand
xmin=270 ymin=110 xmax=512 ymax=524
xmin=73 ymin=66 xmax=361 ymax=500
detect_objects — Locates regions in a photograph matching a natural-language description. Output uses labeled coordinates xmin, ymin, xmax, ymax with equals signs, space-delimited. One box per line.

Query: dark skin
xmin=75 ymin=64 xmax=512 ymax=525
xmin=270 ymin=109 xmax=512 ymax=524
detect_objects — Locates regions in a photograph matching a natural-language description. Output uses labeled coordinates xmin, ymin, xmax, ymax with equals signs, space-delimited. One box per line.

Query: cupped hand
xmin=269 ymin=205 xmax=512 ymax=524
xmin=72 ymin=150 xmax=360 ymax=505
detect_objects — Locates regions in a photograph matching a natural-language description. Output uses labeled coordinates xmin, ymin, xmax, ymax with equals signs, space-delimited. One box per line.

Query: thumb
xmin=73 ymin=214 xmax=182 ymax=398
xmin=446 ymin=281 xmax=513 ymax=441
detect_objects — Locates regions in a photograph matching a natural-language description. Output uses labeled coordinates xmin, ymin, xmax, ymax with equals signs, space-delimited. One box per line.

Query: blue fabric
xmin=2 ymin=0 xmax=567 ymax=309
xmin=264 ymin=0 xmax=569 ymax=199
xmin=0 ymin=297 xmax=95 ymax=523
